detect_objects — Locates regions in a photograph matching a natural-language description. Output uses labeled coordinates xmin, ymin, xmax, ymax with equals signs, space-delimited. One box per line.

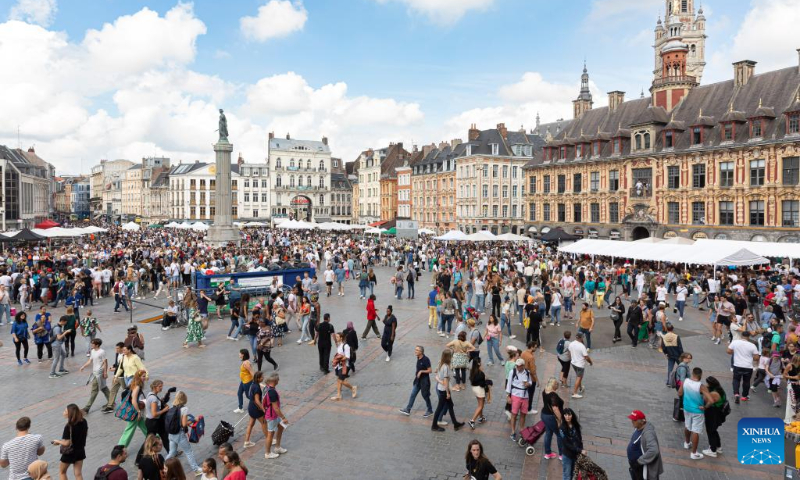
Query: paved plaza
xmin=0 ymin=267 xmax=783 ymax=480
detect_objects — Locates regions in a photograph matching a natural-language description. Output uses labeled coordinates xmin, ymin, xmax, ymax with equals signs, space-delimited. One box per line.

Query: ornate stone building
xmin=411 ymin=142 xmax=458 ymax=234
xmin=524 ymin=1 xmax=800 ymax=242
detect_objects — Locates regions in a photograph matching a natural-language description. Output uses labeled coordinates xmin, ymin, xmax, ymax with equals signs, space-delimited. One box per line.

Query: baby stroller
xmin=517 ymin=420 xmax=546 ymax=456
xmin=464 ymin=306 xmax=483 ymax=326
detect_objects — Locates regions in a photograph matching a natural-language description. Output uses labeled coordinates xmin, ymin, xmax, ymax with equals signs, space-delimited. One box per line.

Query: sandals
xmin=330 ymin=396 xmax=342 ymax=401
xmin=352 ymin=386 xmax=358 ymax=398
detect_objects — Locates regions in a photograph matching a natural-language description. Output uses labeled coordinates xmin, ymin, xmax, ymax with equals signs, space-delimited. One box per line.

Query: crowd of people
xmin=0 ymin=222 xmax=795 ymax=479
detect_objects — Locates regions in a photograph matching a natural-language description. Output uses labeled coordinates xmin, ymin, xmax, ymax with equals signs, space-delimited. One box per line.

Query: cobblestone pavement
xmin=0 ymin=270 xmax=783 ymax=479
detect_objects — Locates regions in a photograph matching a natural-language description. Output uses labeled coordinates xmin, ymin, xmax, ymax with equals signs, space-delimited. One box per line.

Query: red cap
xmin=627 ymin=410 xmax=646 ymax=421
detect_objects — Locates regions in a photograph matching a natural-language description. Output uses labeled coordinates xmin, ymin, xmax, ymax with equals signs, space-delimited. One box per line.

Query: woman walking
xmin=53 ymin=404 xmax=88 ymax=480
xmin=550 ymin=287 xmax=563 ymax=327
xmin=118 ymin=370 xmax=147 ymax=447
xmin=256 ymin=318 xmax=278 ymax=372
xmin=32 ymin=307 xmax=53 ymax=362
xmin=234 ymin=349 xmax=254 ymax=414
xmin=484 ymin=315 xmax=504 ymax=366
xmin=244 ymin=311 xmax=260 ymax=360
xmin=464 ymin=440 xmax=502 ymax=480
xmin=331 ymin=332 xmax=357 ymax=400
xmin=541 ymin=378 xmax=564 ymax=460
xmin=297 ymin=296 xmax=312 ymax=344
xmin=468 ymin=357 xmax=491 ymax=430
xmin=11 ymin=311 xmax=30 ymax=365
xmin=227 ymin=300 xmax=242 ymax=340
xmin=137 ymin=434 xmax=165 ymax=480
xmin=215 ymin=283 xmax=227 ymax=320
xmin=79 ymin=310 xmax=100 ymax=357
xmin=183 ymin=297 xmax=205 ymax=349
xmin=243 ymin=371 xmax=268 ymax=450
xmin=221 ymin=452 xmax=247 ymax=480
xmin=557 ymin=408 xmax=585 ymax=480
xmin=362 ymin=294 xmax=380 ymax=339
xmin=446 ymin=331 xmax=475 ymax=392
xmin=430 ymin=349 xmax=464 ymax=432
xmin=609 ymin=297 xmax=625 ymax=343
xmin=165 ymin=391 xmax=202 ymax=476
xmin=381 ymin=306 xmax=397 ymax=362
xmin=141 ymin=380 xmax=173 ymax=453
xmin=702 ymin=376 xmax=727 ymax=457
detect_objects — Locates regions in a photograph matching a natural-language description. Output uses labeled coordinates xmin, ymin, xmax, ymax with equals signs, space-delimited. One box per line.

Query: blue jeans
xmin=501 ymin=313 xmax=512 ymax=336
xmin=407 ymin=283 xmax=415 ymax=298
xmin=405 ymin=381 xmax=433 ymax=413
xmin=667 ymin=357 xmax=677 ymax=385
xmin=369 ymin=282 xmax=375 ymax=296
xmin=578 ymin=327 xmax=592 ymax=349
xmin=517 ymin=305 xmax=525 ymax=324
xmin=395 ymin=286 xmax=403 ymax=298
xmin=476 ymin=294 xmax=485 ymax=312
xmin=228 ymin=317 xmax=243 ymax=339
xmin=113 ymin=294 xmax=128 ymax=312
xmin=676 ymin=300 xmax=685 ymax=318
xmin=551 ymin=305 xmax=562 ymax=324
xmin=247 ymin=334 xmax=258 ymax=359
xmin=166 ymin=431 xmax=200 ymax=471
xmin=0 ymin=304 xmax=10 ymax=324
xmin=486 ymin=337 xmax=503 ymax=363
xmin=564 ymin=297 xmax=573 ymax=313
xmin=441 ymin=314 xmax=454 ymax=334
xmin=692 ymin=293 xmax=699 ymax=308
xmin=562 ymin=455 xmax=575 ymax=480
xmin=541 ymin=413 xmax=563 ymax=455
xmin=237 ymin=380 xmax=252 ymax=409
xmin=299 ymin=315 xmax=312 ymax=342
xmin=466 ymin=291 xmax=473 ymax=308
xmin=359 ymin=285 xmax=367 ymax=297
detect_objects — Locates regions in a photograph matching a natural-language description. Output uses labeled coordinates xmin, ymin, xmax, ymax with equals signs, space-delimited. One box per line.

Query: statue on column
xmin=218 ymin=109 xmax=229 ymax=142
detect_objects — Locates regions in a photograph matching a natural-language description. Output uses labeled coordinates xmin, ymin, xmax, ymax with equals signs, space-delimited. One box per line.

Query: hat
xmin=515 ymin=358 xmax=525 ymax=366
xmin=627 ymin=410 xmax=646 ymax=421
xmin=506 ymin=345 xmax=519 ymax=352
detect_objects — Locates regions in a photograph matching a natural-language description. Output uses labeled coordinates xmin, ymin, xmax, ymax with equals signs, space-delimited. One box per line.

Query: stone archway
xmin=632 ymin=226 xmax=650 ymax=240
xmin=291 ymin=195 xmax=313 ymax=222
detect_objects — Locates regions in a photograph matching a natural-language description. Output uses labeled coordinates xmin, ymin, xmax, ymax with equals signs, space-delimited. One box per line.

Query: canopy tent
xmin=33 ymin=227 xmax=84 ymax=238
xmin=0 ymin=233 xmax=16 ymax=243
xmin=559 ymin=239 xmax=772 ymax=266
xmin=278 ymin=220 xmax=317 ymax=230
xmin=191 ymin=222 xmax=209 ymax=231
xmin=317 ymin=222 xmax=351 ymax=231
xmin=243 ymin=221 xmax=267 ymax=227
xmin=693 ymin=238 xmax=800 ymax=260
xmin=540 ymin=228 xmax=579 ymax=242
xmin=165 ymin=222 xmax=182 ymax=228
xmin=365 ymin=227 xmax=387 ymax=234
xmin=633 ymin=237 xmax=662 ymax=244
xmin=349 ymin=224 xmax=369 ymax=230
xmin=465 ymin=231 xmax=497 ymax=242
xmin=661 ymin=236 xmax=695 ymax=245
xmin=147 ymin=224 xmax=163 ymax=228
xmin=8 ymin=228 xmax=46 ymax=242
xmin=495 ymin=232 xmax=531 ymax=242
xmin=435 ymin=230 xmax=468 ymax=241
xmin=121 ymin=222 xmax=140 ymax=231
xmin=418 ymin=228 xmax=436 ymax=235
xmin=712 ymin=248 xmax=770 ymax=266
xmin=34 ymin=219 xmax=59 ymax=229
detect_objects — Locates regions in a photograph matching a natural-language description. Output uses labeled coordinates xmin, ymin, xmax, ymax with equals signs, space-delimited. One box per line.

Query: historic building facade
xmin=524 ymin=1 xmax=800 ymax=242
xmin=90 ymin=159 xmax=134 ymax=221
xmin=357 ymin=143 xmax=409 ymax=225
xmin=267 ymin=134 xmax=332 ymax=222
xmin=411 ymin=142 xmax=458 ymax=234
xmin=169 ymin=162 xmax=240 ymax=221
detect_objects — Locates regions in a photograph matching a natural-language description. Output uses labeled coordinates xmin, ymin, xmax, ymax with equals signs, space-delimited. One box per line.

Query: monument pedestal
xmin=206 ymin=140 xmax=241 ymax=247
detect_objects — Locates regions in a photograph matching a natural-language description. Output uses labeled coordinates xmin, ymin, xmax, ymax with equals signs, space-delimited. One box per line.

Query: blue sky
xmin=1 ymin=0 xmax=798 ymax=172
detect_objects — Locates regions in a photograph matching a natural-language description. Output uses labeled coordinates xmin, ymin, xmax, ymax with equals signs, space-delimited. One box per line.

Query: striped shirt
xmin=1 ymin=434 xmax=44 ymax=480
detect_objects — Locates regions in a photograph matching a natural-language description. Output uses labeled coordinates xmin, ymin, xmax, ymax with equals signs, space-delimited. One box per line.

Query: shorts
xmin=472 ymin=386 xmax=486 ymax=398
xmin=510 ymin=394 xmax=527 ymax=415
xmin=559 ymin=359 xmax=571 ymax=376
xmin=769 ymin=382 xmax=779 ymax=393
xmin=572 ymin=365 xmax=585 ymax=378
xmin=266 ymin=417 xmax=281 ymax=432
xmin=326 ymin=281 xmax=333 ymax=287
xmin=684 ymin=412 xmax=705 ymax=434
xmin=716 ymin=315 xmax=731 ymax=327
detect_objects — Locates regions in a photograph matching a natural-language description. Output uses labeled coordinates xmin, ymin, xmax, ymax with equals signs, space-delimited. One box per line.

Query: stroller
xmin=517 ymin=420 xmax=546 ymax=456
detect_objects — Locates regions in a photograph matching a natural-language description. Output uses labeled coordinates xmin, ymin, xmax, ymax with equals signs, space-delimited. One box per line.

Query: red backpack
xmin=262 ymin=385 xmax=280 ymax=421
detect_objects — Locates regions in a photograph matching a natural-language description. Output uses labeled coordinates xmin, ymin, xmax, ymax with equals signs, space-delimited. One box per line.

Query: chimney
xmin=268 ymin=132 xmax=274 ymax=140
xmin=396 ymin=142 xmax=403 ymax=151
xmin=413 ymin=144 xmax=419 ymax=153
xmin=450 ymin=138 xmax=462 ymax=148
xmin=608 ymin=91 xmax=625 ymax=111
xmin=422 ymin=144 xmax=435 ymax=157
xmin=733 ymin=60 xmax=757 ymax=87
xmin=438 ymin=141 xmax=448 ymax=150
xmin=286 ymin=133 xmax=291 ymax=140
xmin=322 ymin=136 xmax=328 ymax=146
xmin=237 ymin=152 xmax=244 ymax=166
xmin=468 ymin=123 xmax=480 ymax=141
xmin=497 ymin=123 xmax=508 ymax=140
xmin=27 ymin=146 xmax=35 ymax=153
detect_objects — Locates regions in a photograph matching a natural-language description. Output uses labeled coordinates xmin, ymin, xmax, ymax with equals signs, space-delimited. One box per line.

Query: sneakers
xmin=486 ymin=361 xmax=494 ymax=366
xmin=243 ymin=441 xmax=256 ymax=448
xmin=510 ymin=433 xmax=517 ymax=442
xmin=48 ymin=374 xmax=59 ymax=379
xmin=437 ymin=421 xmax=448 ymax=426
xmin=422 ymin=411 xmax=433 ymax=418
xmin=58 ymin=370 xmax=69 ymax=375
xmin=233 ymin=408 xmax=244 ymax=414
xmin=17 ymin=360 xmax=22 ymax=366
xmin=528 ymin=409 xmax=538 ymax=415
xmin=431 ymin=426 xmax=445 ymax=432
xmin=683 ymin=442 xmax=691 ymax=449
xmin=571 ymin=394 xmax=583 ymax=399
xmin=265 ymin=452 xmax=279 ymax=459
xmin=468 ymin=420 xmax=475 ymax=430
xmin=740 ymin=396 xmax=749 ymax=402
xmin=702 ymin=449 xmax=717 ymax=457
xmin=273 ymin=447 xmax=287 ymax=454
xmin=478 ymin=416 xmax=486 ymax=424
xmin=386 ymin=356 xmax=391 ymax=362
xmin=690 ymin=452 xmax=704 ymax=460
xmin=734 ymin=395 xmax=740 ymax=405
xmin=510 ymin=335 xmax=516 ymax=339
xmin=714 ymin=338 xmax=721 ymax=345
xmin=543 ymin=453 xmax=557 ymax=460
xmin=399 ymin=409 xmax=410 ymax=416
xmin=23 ymin=359 xmax=30 ymax=364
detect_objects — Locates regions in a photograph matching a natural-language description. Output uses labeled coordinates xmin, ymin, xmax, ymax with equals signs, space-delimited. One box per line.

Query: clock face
xmin=209 ymin=165 xmax=217 ymax=175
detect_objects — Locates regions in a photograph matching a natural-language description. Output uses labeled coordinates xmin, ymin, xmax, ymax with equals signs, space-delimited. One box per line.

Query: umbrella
xmin=418 ymin=228 xmax=435 ymax=235
xmin=34 ymin=219 xmax=60 ymax=229
xmin=435 ymin=230 xmax=468 ymax=241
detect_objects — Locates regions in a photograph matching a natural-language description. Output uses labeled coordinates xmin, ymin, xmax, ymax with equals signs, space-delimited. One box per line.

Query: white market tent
xmin=165 ymin=222 xmax=182 ymax=228
xmin=243 ymin=221 xmax=267 ymax=227
xmin=279 ymin=220 xmax=318 ymax=230
xmin=121 ymin=222 xmax=140 ymax=231
xmin=495 ymin=232 xmax=531 ymax=242
xmin=435 ymin=230 xmax=468 ymax=241
xmin=191 ymin=222 xmax=209 ymax=231
xmin=466 ymin=231 xmax=497 ymax=242
xmin=418 ymin=228 xmax=436 ymax=235
xmin=349 ymin=224 xmax=369 ymax=230
xmin=365 ymin=227 xmax=387 ymax=234
xmin=694 ymin=238 xmax=800 ymax=260
xmin=317 ymin=222 xmax=351 ymax=231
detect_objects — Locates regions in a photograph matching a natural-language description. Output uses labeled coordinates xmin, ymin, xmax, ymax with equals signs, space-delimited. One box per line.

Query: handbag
xmin=59 ymin=426 xmax=73 ymax=456
xmin=452 ymin=352 xmax=469 ymax=369
xmin=114 ymin=391 xmax=140 ymax=422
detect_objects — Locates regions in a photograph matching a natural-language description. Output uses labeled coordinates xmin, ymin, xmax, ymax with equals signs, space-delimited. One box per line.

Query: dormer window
xmin=592 ymin=142 xmax=600 ymax=156
xmin=789 ymin=114 xmax=800 ymax=134
xmin=560 ymin=146 xmax=567 ymax=160
xmin=750 ymin=119 xmax=763 ymax=138
xmin=692 ymin=127 xmax=703 ymax=145
xmin=664 ymin=130 xmax=674 ymax=149
xmin=612 ymin=138 xmax=621 ymax=154
xmin=490 ymin=144 xmax=499 ymax=156
xmin=633 ymin=131 xmax=651 ymax=151
xmin=722 ymin=122 xmax=734 ymax=141
xmin=466 ymin=144 xmax=472 ymax=156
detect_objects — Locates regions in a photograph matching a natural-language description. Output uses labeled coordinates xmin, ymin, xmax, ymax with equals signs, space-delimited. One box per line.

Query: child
xmin=751 ymin=347 xmax=770 ymax=393
xmin=80 ymin=309 xmax=101 ymax=356
xmin=201 ymin=458 xmax=217 ymax=480
xmin=766 ymin=351 xmax=783 ymax=408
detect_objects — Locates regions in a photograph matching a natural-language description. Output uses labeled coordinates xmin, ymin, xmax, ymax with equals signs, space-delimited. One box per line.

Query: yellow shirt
xmin=579 ymin=309 xmax=595 ymax=330
xmin=240 ymin=361 xmax=253 ymax=383
xmin=117 ymin=354 xmax=145 ymax=378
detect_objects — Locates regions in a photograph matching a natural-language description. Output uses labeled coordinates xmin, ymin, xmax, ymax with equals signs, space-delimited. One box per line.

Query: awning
xmin=34 ymin=219 xmax=60 ymax=229
xmin=369 ymin=221 xmax=387 ymax=227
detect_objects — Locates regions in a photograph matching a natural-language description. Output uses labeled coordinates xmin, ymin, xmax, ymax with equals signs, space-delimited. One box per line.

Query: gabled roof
xmin=269 ymin=137 xmax=330 ymax=154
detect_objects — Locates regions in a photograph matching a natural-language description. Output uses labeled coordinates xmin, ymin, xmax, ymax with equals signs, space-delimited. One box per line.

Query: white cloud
xmin=8 ymin=0 xmax=56 ymax=27
xmin=240 ymin=0 xmax=307 ymax=42
xmin=705 ymin=0 xmax=800 ymax=83
xmin=373 ymin=0 xmax=494 ymax=26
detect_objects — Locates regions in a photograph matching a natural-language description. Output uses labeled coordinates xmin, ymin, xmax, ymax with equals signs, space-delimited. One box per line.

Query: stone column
xmin=207 ymin=139 xmax=241 ymax=246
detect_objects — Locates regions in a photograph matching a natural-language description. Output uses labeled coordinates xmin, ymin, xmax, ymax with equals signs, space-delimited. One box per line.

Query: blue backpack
xmin=186 ymin=414 xmax=204 ymax=443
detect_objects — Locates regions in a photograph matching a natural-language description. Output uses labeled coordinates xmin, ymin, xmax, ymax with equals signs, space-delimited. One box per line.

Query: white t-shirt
xmin=0 ymin=434 xmax=44 ymax=480
xmin=676 ymin=285 xmax=688 ymax=302
xmin=90 ymin=348 xmax=107 ymax=374
xmin=730 ymin=339 xmax=758 ymax=369
xmin=569 ymin=341 xmax=589 ymax=368
xmin=323 ymin=269 xmax=335 ymax=283
xmin=474 ymin=279 xmax=485 ymax=295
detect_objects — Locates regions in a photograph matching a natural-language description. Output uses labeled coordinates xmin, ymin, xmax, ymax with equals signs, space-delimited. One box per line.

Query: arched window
xmin=635 ymin=134 xmax=642 ymax=150
xmin=289 ymin=158 xmax=295 ymax=168
xmin=276 ymin=175 xmax=282 ymax=187
xmin=276 ymin=158 xmax=281 ymax=168
xmin=319 ymin=160 xmax=325 ymax=171
xmin=307 ymin=175 xmax=311 ymax=187
xmin=643 ymin=132 xmax=651 ymax=149
xmin=290 ymin=175 xmax=295 ymax=187
xmin=306 ymin=159 xmax=311 ymax=170
xmin=298 ymin=176 xmax=303 ymax=186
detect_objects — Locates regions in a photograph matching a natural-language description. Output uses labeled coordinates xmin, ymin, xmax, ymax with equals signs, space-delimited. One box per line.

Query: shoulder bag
xmin=60 ymin=426 xmax=73 ymax=455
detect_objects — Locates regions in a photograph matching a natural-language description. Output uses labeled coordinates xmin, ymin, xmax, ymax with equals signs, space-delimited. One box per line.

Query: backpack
xmin=667 ymin=365 xmax=679 ymax=389
xmin=165 ymin=406 xmax=182 ymax=435
xmin=720 ymin=399 xmax=731 ymax=423
xmin=186 ymin=414 xmax=204 ymax=443
xmin=94 ymin=465 xmax=123 ymax=480
xmin=113 ymin=282 xmax=120 ymax=294
xmin=262 ymin=385 xmax=280 ymax=421
xmin=556 ymin=338 xmax=566 ymax=355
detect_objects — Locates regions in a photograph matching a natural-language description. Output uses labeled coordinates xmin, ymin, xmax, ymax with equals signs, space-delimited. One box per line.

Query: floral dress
xmin=185 ymin=308 xmax=204 ymax=343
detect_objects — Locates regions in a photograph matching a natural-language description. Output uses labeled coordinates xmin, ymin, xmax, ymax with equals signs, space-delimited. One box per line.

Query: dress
xmin=185 ymin=309 xmax=204 ymax=344
xmin=60 ymin=419 xmax=88 ymax=463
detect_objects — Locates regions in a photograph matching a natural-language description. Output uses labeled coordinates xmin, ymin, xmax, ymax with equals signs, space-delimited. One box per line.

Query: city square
xmin=0 ymin=0 xmax=799 ymax=479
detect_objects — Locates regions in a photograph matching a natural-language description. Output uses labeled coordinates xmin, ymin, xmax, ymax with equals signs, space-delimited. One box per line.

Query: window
xmin=244 ymin=193 xmax=250 ymax=202
xmin=750 ymin=200 xmax=765 ymax=226
xmin=590 ymin=172 xmax=599 ymax=192
xmin=491 ymin=144 xmax=499 ymax=156
xmin=262 ymin=193 xmax=267 ymax=203
xmin=502 ymin=186 xmax=508 ymax=198
xmin=557 ymin=203 xmax=566 ymax=222
xmin=492 ymin=165 xmax=499 ymax=178
xmin=668 ymin=202 xmax=680 ymax=224
xmin=750 ymin=159 xmax=765 ymax=186
xmin=692 ymin=164 xmax=706 ymax=188
xmin=723 ymin=123 xmax=733 ymax=141
xmin=492 ymin=185 xmax=499 ymax=197
xmin=609 ymin=202 xmax=619 ymax=223
xmin=667 ymin=166 xmax=680 ymax=189
xmin=276 ymin=175 xmax=282 ymax=187
xmin=590 ymin=203 xmax=600 ymax=223
xmin=557 ymin=175 xmax=566 ymax=193
xmin=492 ymin=205 xmax=498 ymax=217
xmin=512 ymin=185 xmax=518 ymax=197
xmin=573 ymin=203 xmax=582 ymax=222
xmin=612 ymin=138 xmax=621 ymax=154
xmin=298 ymin=176 xmax=303 ymax=187
xmin=719 ymin=161 xmax=734 ymax=187
xmin=783 ymin=157 xmax=799 ymax=185
xmin=543 ymin=204 xmax=550 ymax=221
xmin=512 ymin=166 xmax=518 ymax=178
xmin=751 ymin=120 xmax=762 ymax=138
xmin=635 ymin=135 xmax=641 ymax=150
xmin=692 ymin=127 xmax=702 ymax=145
xmin=289 ymin=158 xmax=295 ymax=168
xmin=502 ymin=205 xmax=508 ymax=217
xmin=529 ymin=203 xmax=536 ymax=221
xmin=609 ymin=170 xmax=619 ymax=191
xmin=244 ymin=180 xmax=250 ymax=188
xmin=592 ymin=142 xmax=600 ymax=156
xmin=529 ymin=176 xmax=537 ymax=193
xmin=502 ymin=165 xmax=508 ymax=178
xmin=573 ymin=173 xmax=582 ymax=193
xmin=783 ymin=200 xmax=800 ymax=227
xmin=664 ymin=130 xmax=674 ymax=148
xmin=544 ymin=175 xmax=551 ymax=193
xmin=719 ymin=201 xmax=734 ymax=225
xmin=790 ymin=114 xmax=800 ymax=134
xmin=319 ymin=177 xmax=324 ymax=188
xmin=512 ymin=205 xmax=517 ymax=217
xmin=692 ymin=201 xmax=705 ymax=224
xmin=482 ymin=184 xmax=489 ymax=197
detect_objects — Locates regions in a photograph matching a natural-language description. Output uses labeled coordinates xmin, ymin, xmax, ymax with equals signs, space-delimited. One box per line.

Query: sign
xmin=691 ymin=231 xmax=708 ymax=240
xmin=663 ymin=231 xmax=677 ymax=239
xmin=237 ymin=276 xmax=282 ymax=288
xmin=396 ymin=219 xmax=418 ymax=239
xmin=737 ymin=417 xmax=783 ymax=465
xmin=291 ymin=196 xmax=310 ymax=205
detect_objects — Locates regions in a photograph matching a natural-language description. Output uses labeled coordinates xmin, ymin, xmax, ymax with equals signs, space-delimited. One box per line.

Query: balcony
xmin=629 ymin=186 xmax=652 ymax=199
xmin=652 ymin=75 xmax=697 ymax=88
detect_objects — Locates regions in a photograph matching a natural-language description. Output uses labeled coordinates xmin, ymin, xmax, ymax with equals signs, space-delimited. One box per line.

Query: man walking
xmin=678 ymin=367 xmax=714 ymax=460
xmin=661 ymin=324 xmax=683 ymax=386
xmin=519 ymin=341 xmax=539 ymax=414
xmin=113 ymin=279 xmax=129 ymax=313
xmin=577 ymin=303 xmax=595 ymax=351
xmin=568 ymin=332 xmax=592 ymax=399
xmin=428 ymin=286 xmax=438 ymax=330
xmin=79 ymin=338 xmax=110 ymax=413
xmin=102 ymin=342 xmax=125 ymax=413
xmin=0 ymin=417 xmax=45 ymax=480
xmin=316 ymin=313 xmax=335 ymax=374
xmin=627 ymin=410 xmax=663 ymax=480
xmin=399 ymin=346 xmax=433 ymax=417
xmin=506 ymin=358 xmax=532 ymax=441
xmin=49 ymin=316 xmax=70 ymax=378
xmin=381 ymin=306 xmax=397 ymax=362
xmin=627 ymin=299 xmax=644 ymax=348
xmin=727 ymin=331 xmax=760 ymax=403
